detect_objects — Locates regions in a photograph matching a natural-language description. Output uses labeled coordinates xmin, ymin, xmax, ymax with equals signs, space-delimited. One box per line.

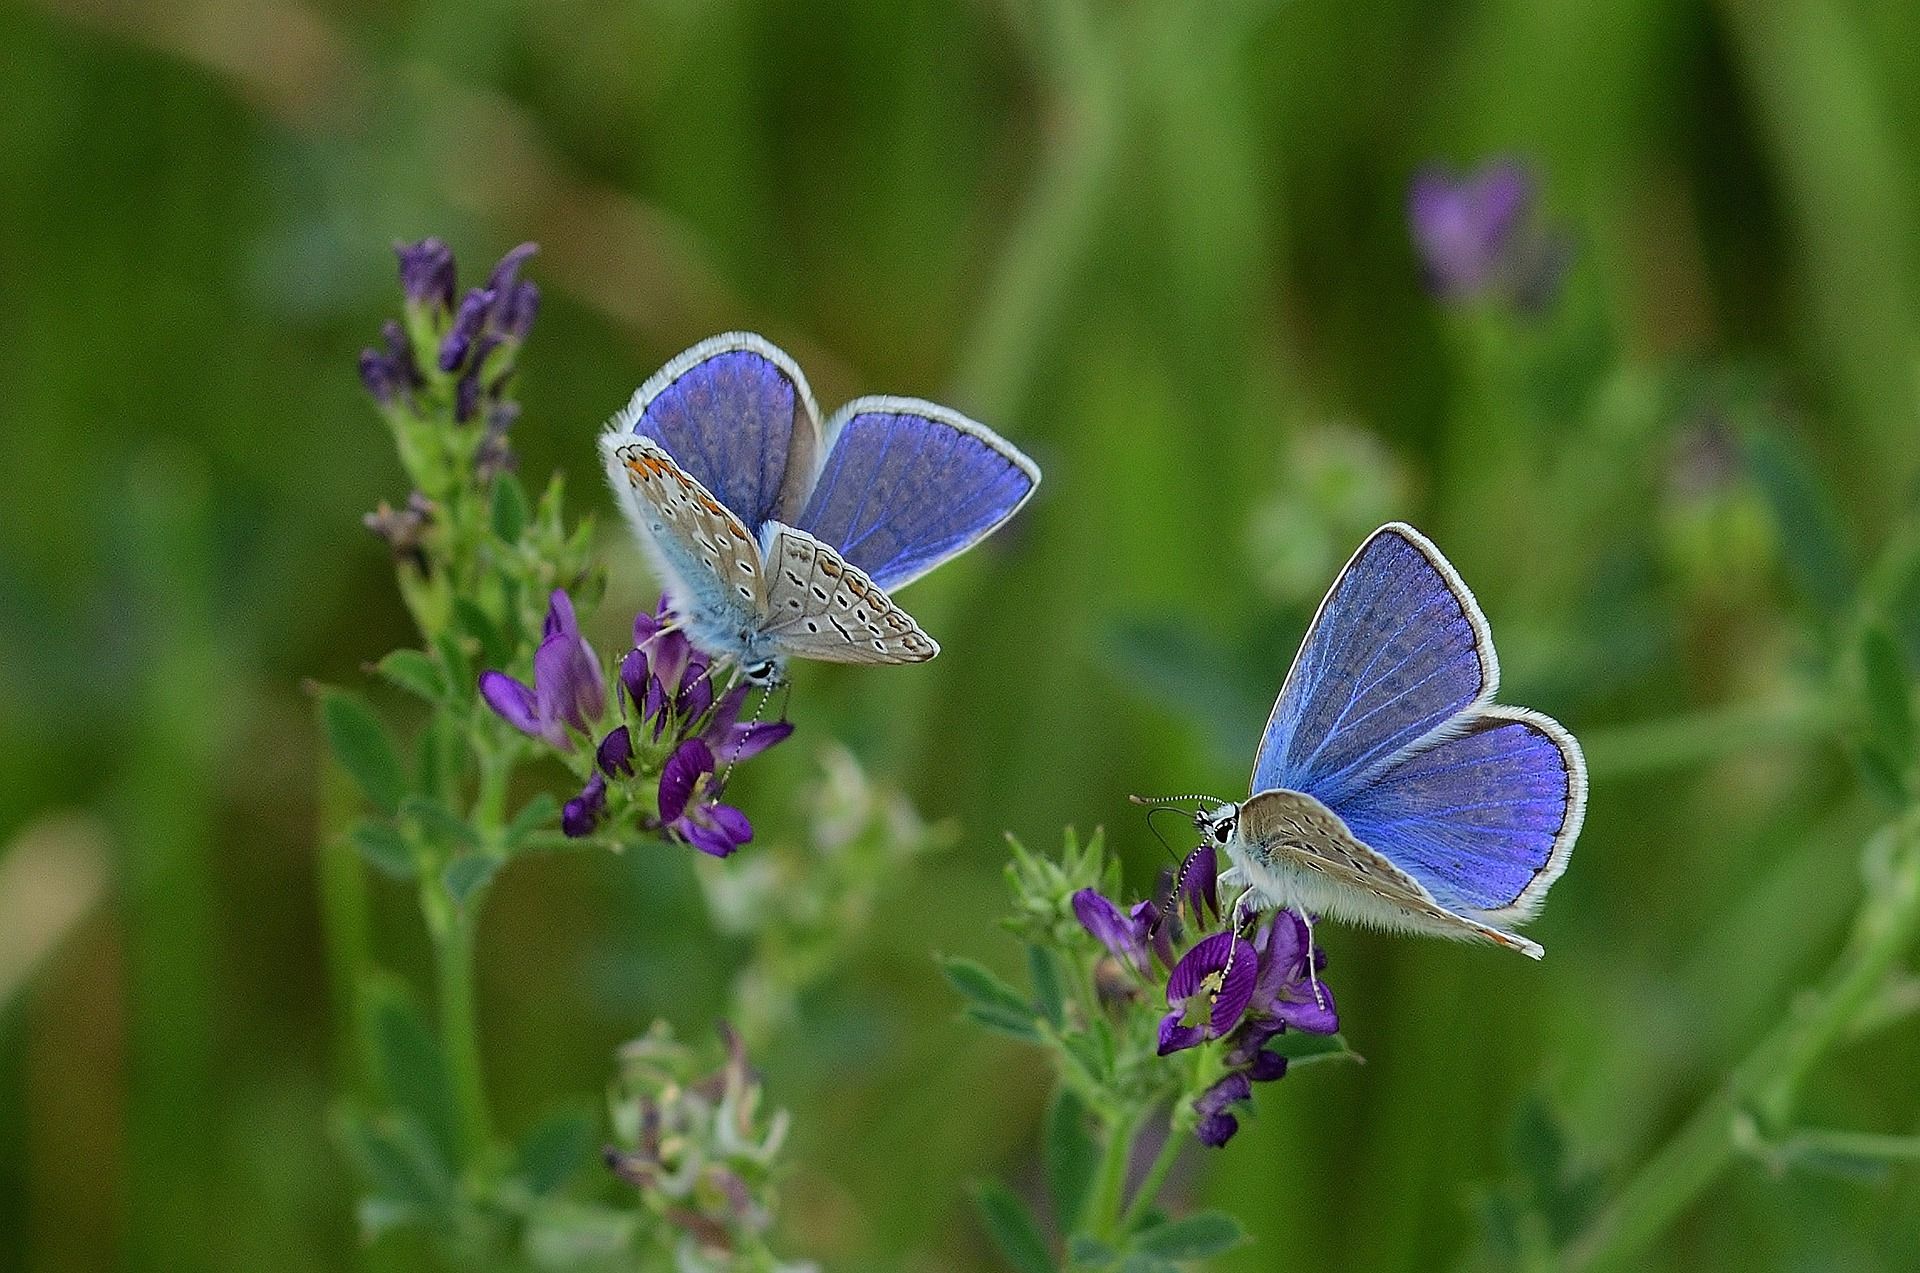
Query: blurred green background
xmin=5 ymin=0 xmax=1920 ymax=1269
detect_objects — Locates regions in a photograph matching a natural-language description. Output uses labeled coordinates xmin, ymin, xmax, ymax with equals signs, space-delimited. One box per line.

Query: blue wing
xmin=608 ymin=333 xmax=821 ymax=531
xmin=1251 ymin=523 xmax=1497 ymax=808
xmin=1330 ymin=708 xmax=1585 ymax=920
xmin=791 ymin=397 xmax=1039 ymax=592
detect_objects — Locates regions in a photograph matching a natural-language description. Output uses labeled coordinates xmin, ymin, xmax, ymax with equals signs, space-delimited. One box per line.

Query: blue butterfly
xmin=601 ymin=333 xmax=1040 ymax=685
xmin=1183 ymin=523 xmax=1586 ymax=958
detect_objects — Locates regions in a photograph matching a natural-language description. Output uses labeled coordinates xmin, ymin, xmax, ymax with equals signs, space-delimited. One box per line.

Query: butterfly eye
xmin=1212 ymin=821 xmax=1232 ymax=844
xmin=743 ymin=658 xmax=781 ymax=686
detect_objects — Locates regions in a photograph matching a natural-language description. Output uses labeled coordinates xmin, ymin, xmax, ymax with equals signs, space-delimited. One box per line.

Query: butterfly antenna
xmin=1141 ymin=805 xmax=1186 ymax=867
xmin=716 ymin=682 xmax=774 ymax=793
xmin=1128 ymin=792 xmax=1228 ymax=808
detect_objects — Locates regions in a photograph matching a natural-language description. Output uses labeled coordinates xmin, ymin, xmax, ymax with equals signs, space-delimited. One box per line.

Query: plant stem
xmin=1119 ymin=1115 xmax=1186 ymax=1233
xmin=430 ymin=894 xmax=493 ymax=1168
xmin=1564 ymin=808 xmax=1920 ymax=1272
xmin=1086 ymin=1106 xmax=1143 ymax=1244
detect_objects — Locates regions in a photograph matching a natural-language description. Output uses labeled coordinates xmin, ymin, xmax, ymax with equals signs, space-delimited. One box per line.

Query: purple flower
xmin=358 ymin=320 xmax=421 ymax=406
xmin=1178 ymin=844 xmax=1218 ymax=924
xmin=1073 ymin=888 xmax=1150 ymax=974
xmin=655 ymin=739 xmax=752 ymax=857
xmin=437 ymin=243 xmax=540 ymax=372
xmin=563 ymin=772 xmax=608 ymax=838
xmin=1408 ymin=157 xmax=1568 ymax=310
xmin=480 ymin=589 xmax=606 ymax=749
xmin=395 ymin=237 xmax=456 ymax=312
xmin=1157 ymin=931 xmax=1258 ymax=1055
xmin=597 ymin=725 xmax=636 ymax=778
xmin=1193 ymin=1071 xmax=1252 ymax=1149
xmin=1241 ymin=909 xmax=1338 ymax=1036
xmin=440 ymin=288 xmax=491 ymax=372
xmin=702 ymin=684 xmax=794 ymax=764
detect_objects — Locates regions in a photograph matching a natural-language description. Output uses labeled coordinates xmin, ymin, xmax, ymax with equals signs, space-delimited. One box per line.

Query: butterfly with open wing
xmin=1157 ymin=523 xmax=1586 ymax=960
xmin=601 ymin=333 xmax=1040 ymax=686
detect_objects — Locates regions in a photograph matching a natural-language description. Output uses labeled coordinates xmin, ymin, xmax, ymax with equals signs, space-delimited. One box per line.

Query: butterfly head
xmin=1195 ymin=803 xmax=1239 ymax=849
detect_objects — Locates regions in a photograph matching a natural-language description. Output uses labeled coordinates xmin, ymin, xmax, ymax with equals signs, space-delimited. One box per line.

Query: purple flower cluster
xmin=1073 ymin=847 xmax=1338 ymax=1147
xmin=359 ymin=239 xmax=540 ymax=474
xmin=1408 ymin=157 xmax=1569 ymax=312
xmin=480 ymin=592 xmax=792 ymax=855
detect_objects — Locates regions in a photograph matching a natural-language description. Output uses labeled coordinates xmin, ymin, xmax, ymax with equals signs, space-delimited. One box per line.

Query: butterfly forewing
xmin=611 ymin=333 xmax=823 ymax=529
xmin=758 ymin=523 xmax=938 ymax=664
xmin=607 ymin=437 xmax=766 ymax=625
xmin=794 ymin=398 xmax=1039 ymax=592
xmin=1252 ymin=524 xmax=1496 ymax=808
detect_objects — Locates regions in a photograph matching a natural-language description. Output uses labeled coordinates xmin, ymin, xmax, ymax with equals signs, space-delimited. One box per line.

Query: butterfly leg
xmin=1220 ymin=887 xmax=1259 ymax=989
xmin=1299 ymin=911 xmax=1326 ymax=1010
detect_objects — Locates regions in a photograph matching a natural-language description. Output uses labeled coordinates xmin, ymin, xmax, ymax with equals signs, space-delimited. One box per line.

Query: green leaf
xmin=1131 ymin=1210 xmax=1248 ymax=1259
xmin=321 ymin=689 xmax=408 ymax=814
xmin=1269 ymin=1032 xmax=1360 ymax=1067
xmin=335 ymin=1108 xmax=456 ymax=1226
xmin=490 ymin=473 xmax=529 ymax=542
xmin=970 ymin=1180 xmax=1055 ymax=1273
xmin=443 ymin=852 xmax=501 ymax=906
xmin=514 ymin=1108 xmax=596 ymax=1196
xmin=377 ymin=648 xmax=447 ymax=703
xmin=434 ymin=631 xmax=474 ymax=700
xmin=368 ymin=980 xmax=461 ymax=1172
xmin=1860 ymin=623 xmax=1915 ymax=762
xmin=1118 ymin=1256 xmax=1178 ymax=1273
xmin=350 ymin=821 xmax=417 ymax=880
xmin=941 ymin=956 xmax=1038 ymax=1039
xmin=1028 ymin=944 xmax=1065 ymax=1028
xmin=402 ymin=794 xmax=481 ymax=850
xmin=504 ymin=793 xmax=560 ymax=851
xmin=453 ymin=597 xmax=511 ymax=668
xmin=1045 ymin=1089 xmax=1097 ymax=1234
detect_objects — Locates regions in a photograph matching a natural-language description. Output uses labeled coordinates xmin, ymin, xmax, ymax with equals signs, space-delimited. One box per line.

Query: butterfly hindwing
xmin=1330 ymin=707 xmax=1585 ymax=923
xmin=603 ymin=436 xmax=766 ymax=631
xmin=609 ymin=333 xmax=822 ymax=530
xmin=1252 ymin=523 xmax=1496 ymax=809
xmin=1239 ymin=788 xmax=1543 ymax=958
xmin=793 ymin=397 xmax=1039 ymax=592
xmin=757 ymin=522 xmax=938 ymax=664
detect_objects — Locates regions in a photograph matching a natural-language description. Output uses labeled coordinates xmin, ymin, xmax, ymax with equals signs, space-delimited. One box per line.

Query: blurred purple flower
xmin=655 ymin=739 xmax=752 ymax=857
xmin=1408 ymin=157 xmax=1569 ymax=311
xmin=358 ymin=319 xmax=421 ymax=406
xmin=479 ymin=589 xmax=606 ymax=749
xmin=396 ymin=237 xmax=456 ymax=312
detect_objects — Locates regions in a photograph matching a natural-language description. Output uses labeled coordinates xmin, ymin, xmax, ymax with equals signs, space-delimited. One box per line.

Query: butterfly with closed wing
xmin=1150 ymin=522 xmax=1587 ymax=960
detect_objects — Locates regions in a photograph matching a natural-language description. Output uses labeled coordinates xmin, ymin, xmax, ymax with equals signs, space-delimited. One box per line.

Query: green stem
xmin=1118 ymin=1116 xmax=1186 ymax=1234
xmin=431 ymin=897 xmax=493 ymax=1167
xmin=1564 ymin=808 xmax=1920 ymax=1272
xmin=1578 ymin=691 xmax=1844 ymax=780
xmin=1086 ymin=1106 xmax=1144 ymax=1244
